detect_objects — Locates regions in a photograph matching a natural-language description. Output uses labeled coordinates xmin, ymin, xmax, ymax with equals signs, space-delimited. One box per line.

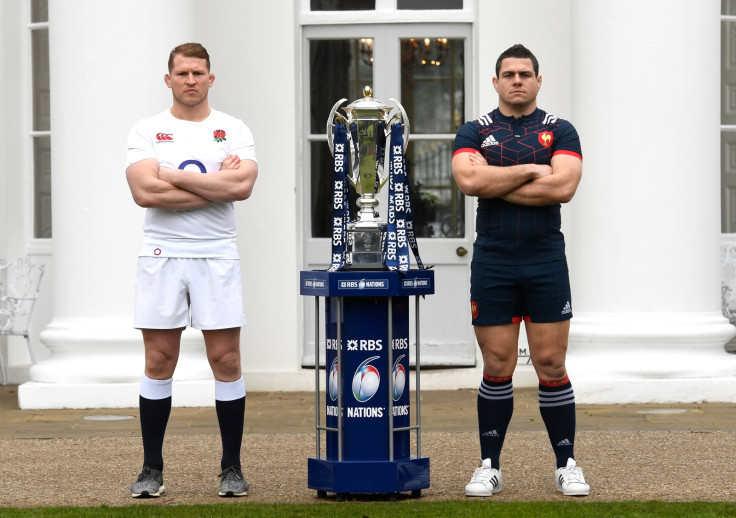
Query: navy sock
xmin=477 ymin=376 xmax=514 ymax=469
xmin=538 ymin=377 xmax=576 ymax=468
xmin=139 ymin=395 xmax=171 ymax=472
xmin=216 ymin=396 xmax=246 ymax=470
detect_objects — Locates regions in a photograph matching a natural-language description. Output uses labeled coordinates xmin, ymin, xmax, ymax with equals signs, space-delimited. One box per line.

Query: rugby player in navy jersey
xmin=452 ymin=44 xmax=589 ymax=497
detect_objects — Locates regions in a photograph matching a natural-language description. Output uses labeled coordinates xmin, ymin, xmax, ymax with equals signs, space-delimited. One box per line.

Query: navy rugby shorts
xmin=470 ymin=259 xmax=572 ymax=325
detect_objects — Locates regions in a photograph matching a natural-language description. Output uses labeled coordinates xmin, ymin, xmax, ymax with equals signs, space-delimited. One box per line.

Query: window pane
xmin=311 ymin=141 xmax=331 ymax=238
xmin=400 ymin=37 xmax=465 ymax=239
xmin=401 ymin=38 xmax=464 ymax=134
xmin=310 ymin=39 xmax=374 ymax=134
xmin=398 ymin=0 xmax=462 ymax=9
xmin=310 ymin=39 xmax=373 ymax=238
xmin=311 ymin=0 xmax=374 ymax=10
xmin=311 ymin=140 xmax=465 ymax=239
xmin=34 ymin=136 xmax=52 ymax=238
xmin=311 ymin=141 xmax=358 ymax=238
xmin=724 ymin=21 xmax=736 ymax=125
xmin=722 ymin=131 xmax=736 ymax=232
xmin=32 ymin=28 xmax=50 ymax=132
xmin=407 ymin=140 xmax=464 ymax=238
xmin=31 ymin=0 xmax=48 ymax=23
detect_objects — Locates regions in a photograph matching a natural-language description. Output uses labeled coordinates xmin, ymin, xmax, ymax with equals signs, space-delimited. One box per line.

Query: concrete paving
xmin=1 ymin=384 xmax=735 ymax=507
xmin=2 ymin=384 xmax=734 ymax=439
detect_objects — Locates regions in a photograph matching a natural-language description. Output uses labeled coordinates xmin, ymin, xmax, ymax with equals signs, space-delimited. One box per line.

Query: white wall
xmin=477 ymin=1 xmax=572 ymax=117
xmin=194 ymin=0 xmax=302 ymax=373
xmin=7 ymin=0 xmax=306 ymax=399
xmin=0 ymin=3 xmax=9 ymax=263
xmin=5 ymin=1 xmax=733 ymax=404
xmin=48 ymin=0 xmax=199 ymax=321
xmin=475 ymin=0 xmax=575 ymax=369
xmin=1 ymin=1 xmax=55 ymax=380
xmin=570 ymin=0 xmax=722 ymax=315
xmin=475 ymin=1 xmax=576 ymax=272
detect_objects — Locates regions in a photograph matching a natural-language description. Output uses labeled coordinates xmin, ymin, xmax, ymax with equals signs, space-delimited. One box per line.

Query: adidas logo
xmin=557 ymin=438 xmax=573 ymax=447
xmin=481 ymin=429 xmax=500 ymax=438
xmin=481 ymin=134 xmax=499 ymax=148
xmin=561 ymin=301 xmax=572 ymax=315
xmin=476 ymin=114 xmax=493 ymax=126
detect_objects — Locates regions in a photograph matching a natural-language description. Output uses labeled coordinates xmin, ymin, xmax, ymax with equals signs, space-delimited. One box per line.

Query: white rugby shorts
xmin=134 ymin=257 xmax=246 ymax=330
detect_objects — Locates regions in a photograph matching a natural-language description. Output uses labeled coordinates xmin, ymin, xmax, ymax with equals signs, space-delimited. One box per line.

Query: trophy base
xmin=344 ymin=261 xmax=385 ymax=271
xmin=347 ymin=226 xmax=386 ymax=271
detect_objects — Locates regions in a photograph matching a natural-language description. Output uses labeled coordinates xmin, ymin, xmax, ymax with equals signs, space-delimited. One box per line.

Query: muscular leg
xmin=139 ymin=328 xmax=184 ymax=471
xmin=476 ymin=323 xmax=520 ymax=378
xmin=526 ymin=320 xmax=569 ymax=381
xmin=474 ymin=323 xmax=519 ymax=468
xmin=204 ymin=327 xmax=242 ymax=381
xmin=143 ymin=328 xmax=183 ymax=379
xmin=526 ymin=320 xmax=576 ymax=467
xmin=204 ymin=328 xmax=245 ymax=470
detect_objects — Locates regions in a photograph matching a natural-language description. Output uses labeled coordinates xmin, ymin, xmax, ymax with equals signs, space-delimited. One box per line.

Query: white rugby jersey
xmin=126 ymin=108 xmax=257 ymax=258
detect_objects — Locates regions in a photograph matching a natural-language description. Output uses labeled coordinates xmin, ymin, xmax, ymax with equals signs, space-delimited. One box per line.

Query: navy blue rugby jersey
xmin=453 ymin=108 xmax=582 ymax=265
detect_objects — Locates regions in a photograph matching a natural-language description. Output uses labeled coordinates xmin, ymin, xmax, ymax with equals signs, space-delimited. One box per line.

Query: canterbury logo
xmin=156 ymin=133 xmax=173 ymax=141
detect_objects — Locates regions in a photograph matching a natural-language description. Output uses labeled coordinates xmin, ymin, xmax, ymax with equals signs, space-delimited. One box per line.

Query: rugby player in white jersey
xmin=125 ymin=42 xmax=258 ymax=499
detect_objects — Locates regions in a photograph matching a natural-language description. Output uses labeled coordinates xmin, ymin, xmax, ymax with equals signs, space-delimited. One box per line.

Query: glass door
xmin=302 ymin=23 xmax=476 ymax=367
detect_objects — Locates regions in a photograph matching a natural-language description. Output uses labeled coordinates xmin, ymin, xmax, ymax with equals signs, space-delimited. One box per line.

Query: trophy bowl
xmin=327 ymin=86 xmax=410 ymax=269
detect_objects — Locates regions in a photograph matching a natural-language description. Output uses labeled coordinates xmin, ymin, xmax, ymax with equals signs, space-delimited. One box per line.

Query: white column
xmin=18 ymin=0 xmax=213 ymax=409
xmin=566 ymin=0 xmax=736 ymax=403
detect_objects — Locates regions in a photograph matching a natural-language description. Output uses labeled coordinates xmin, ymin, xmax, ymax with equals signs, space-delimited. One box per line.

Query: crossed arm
xmin=451 ymin=151 xmax=582 ymax=206
xmin=126 ymin=155 xmax=258 ymax=210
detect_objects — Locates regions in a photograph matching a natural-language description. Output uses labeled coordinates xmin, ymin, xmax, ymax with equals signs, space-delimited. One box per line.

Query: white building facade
xmin=1 ymin=0 xmax=735 ymax=408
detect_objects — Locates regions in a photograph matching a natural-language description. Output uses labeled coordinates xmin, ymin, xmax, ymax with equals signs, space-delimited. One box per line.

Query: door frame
xmin=300 ymin=21 xmax=477 ymax=367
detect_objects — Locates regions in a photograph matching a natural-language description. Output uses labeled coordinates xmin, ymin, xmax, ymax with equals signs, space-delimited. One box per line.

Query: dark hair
xmin=495 ymin=44 xmax=539 ymax=77
xmin=168 ymin=42 xmax=211 ymax=72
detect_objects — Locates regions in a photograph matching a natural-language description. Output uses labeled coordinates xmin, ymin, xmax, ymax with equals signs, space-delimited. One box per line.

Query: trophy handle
xmin=387 ymin=98 xmax=410 ymax=153
xmin=326 ymin=98 xmax=348 ymax=155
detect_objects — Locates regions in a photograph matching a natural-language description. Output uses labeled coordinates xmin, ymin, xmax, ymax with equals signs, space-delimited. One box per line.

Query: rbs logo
xmin=346 ymin=339 xmax=383 ymax=351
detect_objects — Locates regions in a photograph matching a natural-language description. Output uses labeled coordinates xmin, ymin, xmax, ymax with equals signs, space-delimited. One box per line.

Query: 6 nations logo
xmin=352 ymin=356 xmax=380 ymax=403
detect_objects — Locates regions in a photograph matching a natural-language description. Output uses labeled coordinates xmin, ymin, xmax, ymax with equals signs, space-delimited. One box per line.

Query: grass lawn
xmin=1 ymin=501 xmax=735 ymax=517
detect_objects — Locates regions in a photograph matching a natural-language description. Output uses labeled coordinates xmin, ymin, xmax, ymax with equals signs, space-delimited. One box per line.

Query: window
xmin=397 ymin=0 xmax=463 ymax=9
xmin=300 ymin=6 xmax=476 ymax=368
xmin=311 ymin=0 xmax=374 ymax=10
xmin=400 ymin=37 xmax=465 ymax=237
xmin=30 ymin=0 xmax=51 ymax=238
xmin=310 ymin=0 xmax=463 ymax=10
xmin=309 ymin=38 xmax=374 ymax=237
xmin=305 ymin=28 xmax=466 ymax=242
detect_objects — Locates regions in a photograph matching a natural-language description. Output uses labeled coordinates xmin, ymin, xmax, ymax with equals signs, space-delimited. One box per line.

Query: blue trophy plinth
xmin=300 ymin=269 xmax=434 ymax=500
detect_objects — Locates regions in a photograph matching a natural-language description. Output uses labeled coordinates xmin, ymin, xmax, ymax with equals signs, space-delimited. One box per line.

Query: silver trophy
xmin=327 ymin=86 xmax=410 ymax=269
